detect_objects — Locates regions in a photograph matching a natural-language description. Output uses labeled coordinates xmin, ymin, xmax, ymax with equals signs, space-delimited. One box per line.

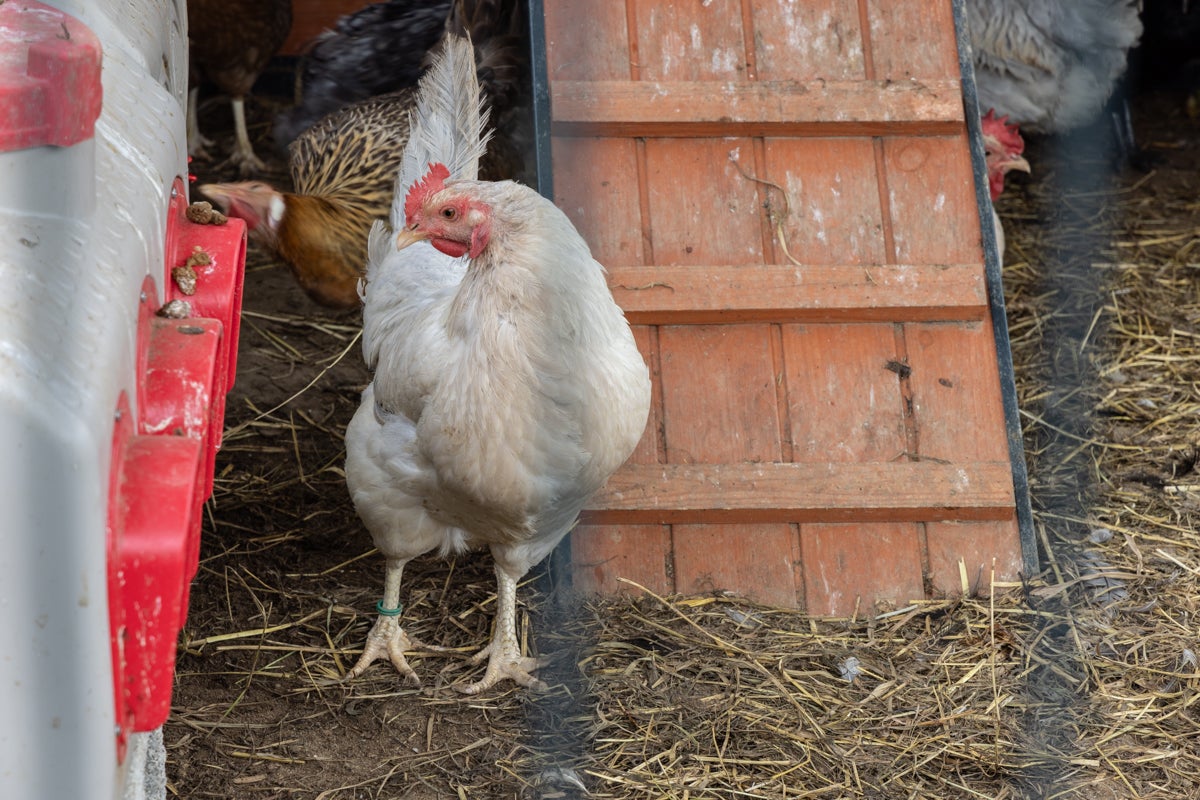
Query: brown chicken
xmin=199 ymin=0 xmax=529 ymax=310
xmin=187 ymin=0 xmax=293 ymax=175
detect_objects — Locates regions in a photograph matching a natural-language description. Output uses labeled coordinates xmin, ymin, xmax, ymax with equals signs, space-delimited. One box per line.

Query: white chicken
xmin=966 ymin=0 xmax=1142 ymax=134
xmin=342 ymin=35 xmax=650 ymax=694
xmin=980 ymin=109 xmax=1031 ymax=262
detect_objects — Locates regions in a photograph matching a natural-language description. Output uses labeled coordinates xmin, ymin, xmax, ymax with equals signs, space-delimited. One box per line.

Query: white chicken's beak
xmin=395 ymin=225 xmax=429 ymax=251
xmin=1005 ymin=155 xmax=1031 ymax=175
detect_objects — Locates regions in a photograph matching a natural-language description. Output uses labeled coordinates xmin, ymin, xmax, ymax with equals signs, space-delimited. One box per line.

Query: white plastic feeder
xmin=0 ymin=2 xmax=246 ymax=797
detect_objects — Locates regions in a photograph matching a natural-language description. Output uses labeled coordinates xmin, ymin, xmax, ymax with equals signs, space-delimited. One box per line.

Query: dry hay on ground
xmin=168 ymin=90 xmax=1200 ymax=799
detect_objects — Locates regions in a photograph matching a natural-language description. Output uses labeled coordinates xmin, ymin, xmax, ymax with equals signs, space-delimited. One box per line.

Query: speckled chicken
xmin=198 ymin=0 xmax=529 ymax=309
xmin=187 ymin=0 xmax=293 ymax=174
xmin=342 ymin=34 xmax=650 ymax=694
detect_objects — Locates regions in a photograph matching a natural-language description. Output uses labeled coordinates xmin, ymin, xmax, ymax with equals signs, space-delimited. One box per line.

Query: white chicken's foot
xmin=344 ymin=613 xmax=421 ymax=686
xmin=228 ymin=96 xmax=267 ymax=175
xmin=457 ymin=565 xmax=550 ymax=695
xmin=344 ymin=557 xmax=422 ymax=685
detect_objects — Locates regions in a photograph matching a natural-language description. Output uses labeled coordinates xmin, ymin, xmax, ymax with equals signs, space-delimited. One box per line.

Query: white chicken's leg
xmin=457 ymin=562 xmax=550 ymax=695
xmin=228 ymin=96 xmax=266 ymax=175
xmin=345 ymin=557 xmax=421 ymax=685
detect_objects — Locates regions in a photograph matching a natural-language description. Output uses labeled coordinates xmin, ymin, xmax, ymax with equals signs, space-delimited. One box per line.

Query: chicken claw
xmin=456 ymin=566 xmax=550 ymax=695
xmin=344 ymin=613 xmax=421 ymax=686
xmin=457 ymin=640 xmax=550 ymax=695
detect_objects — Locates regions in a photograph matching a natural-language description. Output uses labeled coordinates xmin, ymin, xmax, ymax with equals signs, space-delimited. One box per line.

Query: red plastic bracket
xmin=166 ymin=178 xmax=247 ymax=396
xmin=107 ymin=428 xmax=203 ymax=738
xmin=0 ymin=0 xmax=103 ymax=151
xmin=141 ymin=315 xmax=222 ymax=574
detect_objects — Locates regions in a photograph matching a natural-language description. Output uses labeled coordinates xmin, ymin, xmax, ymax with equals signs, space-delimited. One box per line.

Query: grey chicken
xmin=966 ymin=0 xmax=1142 ymax=133
xmin=342 ymin=34 xmax=650 ymax=694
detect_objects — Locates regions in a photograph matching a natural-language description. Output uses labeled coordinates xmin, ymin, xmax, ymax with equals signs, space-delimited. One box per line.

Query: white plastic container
xmin=0 ymin=2 xmax=242 ymax=797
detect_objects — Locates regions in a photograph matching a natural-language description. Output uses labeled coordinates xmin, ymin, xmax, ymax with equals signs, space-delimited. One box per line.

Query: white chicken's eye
xmin=441 ymin=207 xmax=457 ymax=220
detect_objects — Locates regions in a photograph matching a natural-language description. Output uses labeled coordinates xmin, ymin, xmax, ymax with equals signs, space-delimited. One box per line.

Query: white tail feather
xmin=390 ymin=34 xmax=491 ymax=230
xmin=364 ymin=34 xmax=486 ymax=373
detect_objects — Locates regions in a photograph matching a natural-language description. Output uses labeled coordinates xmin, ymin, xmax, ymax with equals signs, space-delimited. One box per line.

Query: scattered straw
xmin=728 ymin=153 xmax=805 ymax=267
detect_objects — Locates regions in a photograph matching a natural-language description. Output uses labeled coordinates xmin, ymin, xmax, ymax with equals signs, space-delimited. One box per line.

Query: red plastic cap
xmin=0 ymin=0 xmax=102 ymax=151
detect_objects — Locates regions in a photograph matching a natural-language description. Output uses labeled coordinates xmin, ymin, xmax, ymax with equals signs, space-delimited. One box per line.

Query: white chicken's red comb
xmin=981 ymin=109 xmax=1024 ymax=155
xmin=405 ymin=162 xmax=451 ymax=221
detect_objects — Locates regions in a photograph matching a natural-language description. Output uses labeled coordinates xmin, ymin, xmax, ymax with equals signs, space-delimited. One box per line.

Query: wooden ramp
xmin=538 ymin=0 xmax=1033 ymax=614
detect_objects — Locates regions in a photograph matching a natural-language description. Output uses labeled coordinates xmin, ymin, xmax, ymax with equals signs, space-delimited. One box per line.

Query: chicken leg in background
xmin=341 ymin=35 xmax=650 ymax=694
xmin=198 ymin=0 xmax=530 ymax=310
xmin=980 ymin=110 xmax=1031 ymax=263
xmin=187 ymin=0 xmax=293 ymax=175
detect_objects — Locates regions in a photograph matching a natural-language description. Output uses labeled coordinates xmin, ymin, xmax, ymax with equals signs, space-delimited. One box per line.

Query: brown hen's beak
xmin=198 ymin=182 xmax=261 ymax=227
xmin=394 ymin=225 xmax=430 ymax=251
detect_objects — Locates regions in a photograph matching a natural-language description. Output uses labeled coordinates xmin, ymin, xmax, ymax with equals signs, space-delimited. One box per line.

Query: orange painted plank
xmin=658 ymin=325 xmax=782 ymax=463
xmin=631 ymin=0 xmax=747 ymax=81
xmin=588 ymin=461 xmax=1018 ymax=524
xmin=882 ymin=136 xmax=982 ymax=264
xmin=549 ymin=80 xmax=965 ymax=137
xmin=761 ymin=138 xmax=886 ymax=266
xmin=905 ymin=322 xmax=1010 ymax=461
xmin=925 ymin=520 xmax=1024 ymax=597
xmin=607 ymin=264 xmax=988 ymax=324
xmin=571 ymin=524 xmax=673 ymax=596
xmin=864 ymin=0 xmax=960 ymax=80
xmin=673 ymin=524 xmax=801 ymax=607
xmin=543 ymin=0 xmax=632 ymax=80
xmin=780 ymin=324 xmax=907 ymax=462
xmin=749 ymin=0 xmax=866 ymax=80
xmin=801 ymin=522 xmax=925 ymax=616
xmin=643 ymin=139 xmax=766 ymax=266
xmin=552 ymin=138 xmax=645 ymax=265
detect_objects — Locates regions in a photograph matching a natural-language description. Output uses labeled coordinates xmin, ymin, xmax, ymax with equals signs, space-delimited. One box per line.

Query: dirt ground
xmin=171 ymin=66 xmax=1200 ymax=798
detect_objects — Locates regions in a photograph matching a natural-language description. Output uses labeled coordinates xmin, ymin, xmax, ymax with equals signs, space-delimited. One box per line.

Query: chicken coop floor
xmin=169 ymin=84 xmax=1200 ymax=798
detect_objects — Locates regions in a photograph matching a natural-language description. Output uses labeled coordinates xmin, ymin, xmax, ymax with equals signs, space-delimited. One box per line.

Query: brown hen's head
xmin=980 ymin=110 xmax=1031 ymax=201
xmin=198 ymin=182 xmax=286 ymax=246
xmin=200 ymin=180 xmax=369 ymax=309
xmin=396 ymin=163 xmax=493 ymax=259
